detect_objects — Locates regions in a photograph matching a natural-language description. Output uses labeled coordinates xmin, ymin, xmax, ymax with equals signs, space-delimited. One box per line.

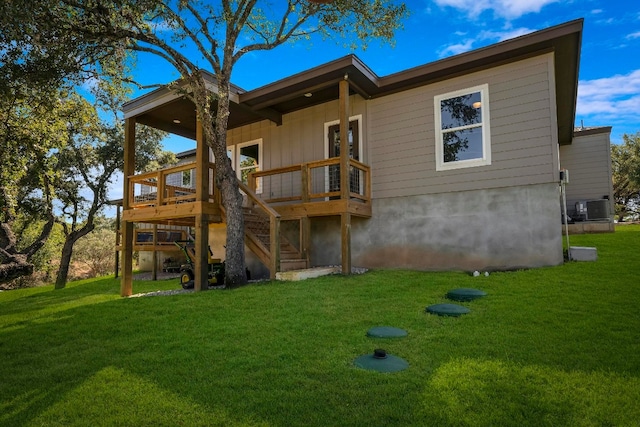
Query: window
xmin=434 ymin=84 xmax=491 ymax=171
xmin=235 ymin=139 xmax=262 ymax=193
xmin=181 ymin=170 xmax=192 ymax=187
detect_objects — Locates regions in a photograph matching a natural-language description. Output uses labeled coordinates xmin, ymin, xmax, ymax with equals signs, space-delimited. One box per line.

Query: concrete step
xmin=276 ymin=266 xmax=340 ymax=281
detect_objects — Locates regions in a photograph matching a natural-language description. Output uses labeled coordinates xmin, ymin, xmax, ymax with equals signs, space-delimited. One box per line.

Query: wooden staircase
xmin=243 ymin=207 xmax=308 ymax=272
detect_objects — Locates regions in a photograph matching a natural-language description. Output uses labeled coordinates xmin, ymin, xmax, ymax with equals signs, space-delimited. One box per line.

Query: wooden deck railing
xmin=128 ymin=162 xmax=216 ymax=208
xmin=247 ymin=157 xmax=371 ymax=205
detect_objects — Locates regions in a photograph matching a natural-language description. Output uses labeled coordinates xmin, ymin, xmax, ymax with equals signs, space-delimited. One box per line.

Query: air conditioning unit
xmin=586 ymin=199 xmax=609 ymax=221
xmin=574 ymin=201 xmax=588 ymax=221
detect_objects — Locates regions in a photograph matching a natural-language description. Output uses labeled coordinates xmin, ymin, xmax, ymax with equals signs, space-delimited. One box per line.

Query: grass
xmin=1 ymin=225 xmax=639 ymax=426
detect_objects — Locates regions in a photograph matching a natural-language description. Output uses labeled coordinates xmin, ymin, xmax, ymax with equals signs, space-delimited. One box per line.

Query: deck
xmin=122 ymin=157 xmax=371 ymax=225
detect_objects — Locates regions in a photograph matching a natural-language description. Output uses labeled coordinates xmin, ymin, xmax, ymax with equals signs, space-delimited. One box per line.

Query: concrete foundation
xmin=311 ymin=183 xmax=563 ymax=271
xmin=563 ymin=221 xmax=614 ymax=234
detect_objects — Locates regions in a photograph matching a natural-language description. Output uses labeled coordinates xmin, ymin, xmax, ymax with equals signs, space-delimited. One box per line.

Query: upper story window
xmin=434 ymin=84 xmax=491 ymax=171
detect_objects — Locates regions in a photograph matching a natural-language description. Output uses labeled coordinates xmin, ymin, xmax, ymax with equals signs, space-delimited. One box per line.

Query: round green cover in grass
xmin=366 ymin=326 xmax=408 ymax=338
xmin=354 ymin=350 xmax=409 ymax=373
xmin=426 ymin=303 xmax=471 ymax=317
xmin=446 ymin=288 xmax=487 ymax=302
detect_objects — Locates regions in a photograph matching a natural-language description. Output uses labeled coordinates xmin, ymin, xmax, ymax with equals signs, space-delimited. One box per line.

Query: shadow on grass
xmin=420 ymin=358 xmax=640 ymax=426
xmin=0 ymin=279 xmax=182 ymax=339
xmin=1 ymin=288 xmax=267 ymax=426
xmin=29 ymin=367 xmax=259 ymax=427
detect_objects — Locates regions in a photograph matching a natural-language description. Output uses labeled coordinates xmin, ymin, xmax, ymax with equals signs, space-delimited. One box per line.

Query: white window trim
xmin=235 ymin=138 xmax=263 ymax=194
xmin=434 ymin=84 xmax=491 ymax=171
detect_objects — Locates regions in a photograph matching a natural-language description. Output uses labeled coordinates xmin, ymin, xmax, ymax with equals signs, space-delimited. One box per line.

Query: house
xmin=560 ymin=126 xmax=615 ymax=233
xmin=118 ymin=19 xmax=586 ymax=295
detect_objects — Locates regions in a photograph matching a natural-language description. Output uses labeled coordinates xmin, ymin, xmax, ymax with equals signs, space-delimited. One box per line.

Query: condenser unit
xmin=586 ymin=199 xmax=610 ymax=221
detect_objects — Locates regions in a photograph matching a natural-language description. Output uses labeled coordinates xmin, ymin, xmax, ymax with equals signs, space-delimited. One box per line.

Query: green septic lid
xmin=366 ymin=326 xmax=408 ymax=338
xmin=354 ymin=349 xmax=409 ymax=373
xmin=426 ymin=303 xmax=471 ymax=317
xmin=446 ymin=288 xmax=487 ymax=302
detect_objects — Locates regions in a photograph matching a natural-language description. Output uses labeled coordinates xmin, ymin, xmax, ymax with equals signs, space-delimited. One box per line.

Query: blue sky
xmin=130 ymin=0 xmax=640 ymax=154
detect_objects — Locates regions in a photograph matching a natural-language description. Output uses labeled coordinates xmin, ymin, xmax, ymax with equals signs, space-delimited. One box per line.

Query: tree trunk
xmin=220 ymin=164 xmax=246 ymax=287
xmin=55 ymin=238 xmax=75 ymax=289
xmin=193 ymin=73 xmax=247 ymax=287
xmin=55 ymin=225 xmax=94 ymax=289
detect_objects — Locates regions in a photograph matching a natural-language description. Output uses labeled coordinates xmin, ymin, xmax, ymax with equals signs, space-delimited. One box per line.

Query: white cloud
xmin=437 ymin=27 xmax=535 ymax=57
xmin=433 ymin=0 xmax=559 ymax=19
xmin=597 ymin=17 xmax=615 ymax=25
xmin=626 ymin=31 xmax=640 ymax=39
xmin=591 ymin=9 xmax=603 ymax=14
xmin=438 ymin=39 xmax=476 ymax=56
xmin=478 ymin=27 xmax=536 ymax=42
xmin=577 ymin=70 xmax=640 ymax=122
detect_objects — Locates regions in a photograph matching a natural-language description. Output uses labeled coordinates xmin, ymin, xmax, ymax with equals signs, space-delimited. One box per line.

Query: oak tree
xmin=52 ymin=0 xmax=408 ymax=286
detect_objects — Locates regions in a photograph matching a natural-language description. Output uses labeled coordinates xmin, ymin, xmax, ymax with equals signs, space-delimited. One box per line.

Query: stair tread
xmin=244 ymin=206 xmax=308 ymax=271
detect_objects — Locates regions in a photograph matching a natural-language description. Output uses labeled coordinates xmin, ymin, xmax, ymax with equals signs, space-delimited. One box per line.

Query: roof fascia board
xmin=379 ymin=19 xmax=583 ymax=90
xmin=573 ymin=126 xmax=612 ymax=137
xmin=247 ymin=76 xmax=346 ymax=111
xmin=123 ymin=69 xmax=244 ymax=118
xmin=123 ymin=88 xmax=184 ymax=119
xmin=240 ymin=55 xmax=379 ymax=104
xmin=373 ymin=47 xmax=556 ymax=100
xmin=238 ymin=19 xmax=582 ymax=110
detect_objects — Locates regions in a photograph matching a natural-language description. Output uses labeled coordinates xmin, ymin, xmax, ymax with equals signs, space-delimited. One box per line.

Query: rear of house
xmin=559 ymin=126 xmax=614 ymax=233
xmin=118 ymin=19 xmax=587 ymax=290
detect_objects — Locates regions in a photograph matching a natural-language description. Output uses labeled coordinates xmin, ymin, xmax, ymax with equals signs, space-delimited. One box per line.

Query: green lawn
xmin=1 ymin=226 xmax=639 ymax=426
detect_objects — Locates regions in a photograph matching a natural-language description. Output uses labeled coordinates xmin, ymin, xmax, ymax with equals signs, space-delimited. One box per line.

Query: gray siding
xmin=559 ymin=129 xmax=613 ymax=216
xmin=368 ymin=53 xmax=559 ymax=199
xmin=224 ymin=54 xmax=559 ymax=201
xmin=226 ymin=95 xmax=368 ymax=170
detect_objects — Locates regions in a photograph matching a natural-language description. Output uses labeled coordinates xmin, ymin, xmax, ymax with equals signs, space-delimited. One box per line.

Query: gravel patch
xmin=130 ymin=266 xmax=367 ymax=298
xmin=130 ymin=284 xmax=226 ymax=298
xmin=133 ymin=272 xmax=181 ymax=281
xmin=326 ymin=265 xmax=369 ymax=274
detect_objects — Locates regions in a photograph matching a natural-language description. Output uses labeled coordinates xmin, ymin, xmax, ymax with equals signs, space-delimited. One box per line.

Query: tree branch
xmin=183 ymin=3 xmax=221 ymax=71
xmin=236 ymin=6 xmax=315 ymax=61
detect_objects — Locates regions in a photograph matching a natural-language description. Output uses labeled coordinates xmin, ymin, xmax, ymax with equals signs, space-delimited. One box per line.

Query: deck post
xmin=151 ymin=224 xmax=158 ymax=281
xmin=194 ymin=118 xmax=210 ymax=291
xmin=114 ymin=203 xmax=121 ymax=278
xmin=194 ymin=213 xmax=209 ymax=290
xmin=300 ymin=163 xmax=311 ymax=267
xmin=341 ymin=212 xmax=351 ymax=274
xmin=121 ymin=118 xmax=136 ymax=297
xmin=339 ymin=77 xmax=352 ymax=274
xmin=269 ymin=216 xmax=280 ymax=279
xmin=339 ymin=77 xmax=350 ymax=200
xmin=301 ymin=217 xmax=310 ymax=266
